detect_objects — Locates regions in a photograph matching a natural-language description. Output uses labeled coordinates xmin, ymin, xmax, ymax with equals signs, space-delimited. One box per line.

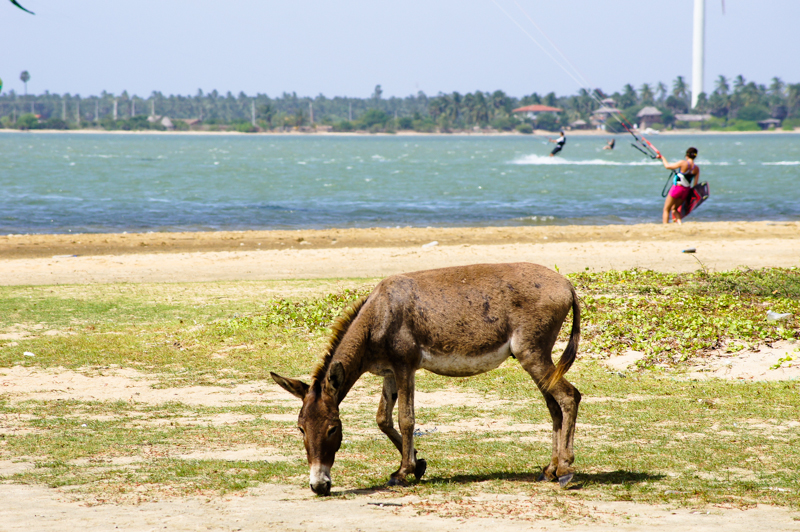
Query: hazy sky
xmin=2 ymin=0 xmax=797 ymax=99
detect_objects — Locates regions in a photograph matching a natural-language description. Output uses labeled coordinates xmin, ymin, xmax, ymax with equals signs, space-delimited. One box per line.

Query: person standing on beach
xmin=549 ymin=131 xmax=566 ymax=157
xmin=658 ymin=147 xmax=700 ymax=224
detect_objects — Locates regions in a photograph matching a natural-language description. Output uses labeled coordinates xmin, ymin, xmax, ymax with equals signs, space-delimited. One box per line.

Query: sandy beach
xmin=1 ymin=220 xmax=797 ymax=285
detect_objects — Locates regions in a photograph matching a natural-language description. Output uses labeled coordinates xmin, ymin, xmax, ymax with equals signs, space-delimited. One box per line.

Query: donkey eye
xmin=298 ymin=427 xmax=305 ymax=435
xmin=327 ymin=426 xmax=338 ymax=437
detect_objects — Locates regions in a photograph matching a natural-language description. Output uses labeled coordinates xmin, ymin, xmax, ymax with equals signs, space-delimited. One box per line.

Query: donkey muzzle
xmin=309 ymin=463 xmax=332 ymax=495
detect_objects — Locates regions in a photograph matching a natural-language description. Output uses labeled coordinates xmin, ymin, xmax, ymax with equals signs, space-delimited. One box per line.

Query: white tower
xmin=691 ymin=0 xmax=705 ymax=109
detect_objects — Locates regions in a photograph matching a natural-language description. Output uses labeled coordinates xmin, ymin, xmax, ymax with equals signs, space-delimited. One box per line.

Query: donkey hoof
xmin=387 ymin=477 xmax=408 ymax=487
xmin=558 ymin=473 xmax=574 ymax=489
xmin=414 ymin=458 xmax=427 ymax=480
xmin=537 ymin=468 xmax=556 ymax=482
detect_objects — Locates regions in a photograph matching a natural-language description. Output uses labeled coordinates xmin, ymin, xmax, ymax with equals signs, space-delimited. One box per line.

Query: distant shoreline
xmin=1 ymin=128 xmax=798 ymax=137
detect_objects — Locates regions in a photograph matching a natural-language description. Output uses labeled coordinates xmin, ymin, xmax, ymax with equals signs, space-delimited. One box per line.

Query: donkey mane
xmin=312 ymin=296 xmax=369 ymax=382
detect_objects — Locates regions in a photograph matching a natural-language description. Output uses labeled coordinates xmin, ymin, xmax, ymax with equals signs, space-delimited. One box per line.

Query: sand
xmin=1 ymin=220 xmax=798 ymax=285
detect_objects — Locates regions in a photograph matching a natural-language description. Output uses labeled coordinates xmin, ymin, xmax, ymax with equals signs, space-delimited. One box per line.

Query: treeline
xmin=605 ymin=75 xmax=800 ymax=132
xmin=1 ymin=76 xmax=798 ymax=133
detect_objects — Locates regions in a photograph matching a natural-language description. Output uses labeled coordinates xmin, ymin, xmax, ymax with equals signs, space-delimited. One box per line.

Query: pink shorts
xmin=668 ymin=185 xmax=690 ymax=200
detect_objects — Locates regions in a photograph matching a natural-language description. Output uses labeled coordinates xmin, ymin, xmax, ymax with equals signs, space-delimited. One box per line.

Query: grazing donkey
xmin=271 ymin=262 xmax=581 ymax=495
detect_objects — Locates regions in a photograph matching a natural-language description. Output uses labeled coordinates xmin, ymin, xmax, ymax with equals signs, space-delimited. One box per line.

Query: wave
xmin=762 ymin=161 xmax=800 ymax=166
xmin=511 ymin=154 xmax=658 ymax=166
xmin=513 ymin=154 xmax=741 ymax=167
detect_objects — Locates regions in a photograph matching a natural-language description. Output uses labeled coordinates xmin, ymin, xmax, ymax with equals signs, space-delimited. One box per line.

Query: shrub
xmin=781 ymin=118 xmax=800 ymax=131
xmin=16 ymin=113 xmax=39 ymax=130
xmin=515 ymin=123 xmax=533 ymax=134
xmin=397 ymin=116 xmax=413 ymax=130
xmin=412 ymin=118 xmax=436 ymax=133
xmin=332 ymin=120 xmax=355 ymax=132
xmin=725 ymin=120 xmax=760 ymax=132
xmin=232 ymin=121 xmax=257 ymax=133
xmin=358 ymin=109 xmax=389 ymax=129
xmin=534 ymin=113 xmax=558 ymax=131
xmin=736 ymin=104 xmax=770 ymax=122
xmin=40 ymin=117 xmax=68 ymax=130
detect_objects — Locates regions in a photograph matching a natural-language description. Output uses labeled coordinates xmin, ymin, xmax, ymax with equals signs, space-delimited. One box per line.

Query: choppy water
xmin=1 ymin=131 xmax=798 ymax=234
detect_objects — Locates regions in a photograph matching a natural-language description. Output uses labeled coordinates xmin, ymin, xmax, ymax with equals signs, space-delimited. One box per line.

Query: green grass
xmin=0 ymin=268 xmax=798 ymax=508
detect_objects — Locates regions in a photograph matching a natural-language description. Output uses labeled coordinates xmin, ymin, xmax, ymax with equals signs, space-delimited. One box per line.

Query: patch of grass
xmin=568 ymin=268 xmax=799 ymax=364
xmin=0 ymin=270 xmax=798 ymax=508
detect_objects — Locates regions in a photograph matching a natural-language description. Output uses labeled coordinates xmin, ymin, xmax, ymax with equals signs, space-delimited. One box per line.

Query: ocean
xmin=1 ymin=131 xmax=798 ymax=234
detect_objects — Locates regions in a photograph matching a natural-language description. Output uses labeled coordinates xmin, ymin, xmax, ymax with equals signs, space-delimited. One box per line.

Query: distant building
xmin=591 ymin=105 xmax=621 ymax=129
xmin=757 ymin=118 xmax=782 ymax=130
xmin=569 ymin=119 xmax=590 ymax=130
xmin=637 ymin=107 xmax=663 ymax=129
xmin=511 ymin=104 xmax=563 ymax=120
xmin=674 ymin=113 xmax=712 ymax=124
xmin=147 ymin=115 xmax=176 ymax=130
xmin=173 ymin=118 xmax=202 ymax=129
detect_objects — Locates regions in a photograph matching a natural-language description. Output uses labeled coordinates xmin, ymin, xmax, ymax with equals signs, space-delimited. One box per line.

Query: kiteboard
xmin=677 ymin=182 xmax=709 ymax=218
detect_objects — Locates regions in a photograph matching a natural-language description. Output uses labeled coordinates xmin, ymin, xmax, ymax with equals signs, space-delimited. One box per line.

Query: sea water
xmin=1 ymin=131 xmax=797 ymax=234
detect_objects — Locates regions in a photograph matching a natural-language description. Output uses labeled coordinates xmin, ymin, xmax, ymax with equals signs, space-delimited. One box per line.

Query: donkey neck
xmin=322 ymin=322 xmax=370 ymax=404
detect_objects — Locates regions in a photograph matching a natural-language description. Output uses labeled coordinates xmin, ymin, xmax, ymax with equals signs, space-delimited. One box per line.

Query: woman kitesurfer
xmin=549 ymin=131 xmax=566 ymax=157
xmin=658 ymin=147 xmax=700 ymax=224
xmin=603 ymin=138 xmax=615 ymax=150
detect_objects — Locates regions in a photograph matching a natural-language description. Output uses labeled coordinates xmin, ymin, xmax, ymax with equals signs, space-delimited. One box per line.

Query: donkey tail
xmin=546 ymin=286 xmax=580 ymax=391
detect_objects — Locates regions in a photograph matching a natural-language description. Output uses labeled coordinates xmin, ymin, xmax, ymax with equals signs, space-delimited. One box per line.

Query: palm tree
xmin=714 ymin=75 xmax=729 ymax=96
xmin=473 ymin=92 xmax=489 ymax=124
xmin=733 ymin=75 xmax=746 ymax=94
xmin=787 ymin=83 xmax=800 ymax=119
xmin=491 ymin=90 xmax=511 ymax=118
xmin=461 ymin=92 xmax=476 ymax=125
xmin=639 ymin=83 xmax=654 ymax=104
xmin=20 ymin=70 xmax=30 ymax=95
xmin=620 ymin=84 xmax=637 ymax=108
xmin=672 ymin=76 xmax=688 ymax=103
xmin=656 ymin=82 xmax=668 ymax=104
xmin=768 ymin=77 xmax=785 ymax=98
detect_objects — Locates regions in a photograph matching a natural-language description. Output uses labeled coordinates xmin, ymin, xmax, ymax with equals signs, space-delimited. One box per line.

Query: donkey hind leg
xmin=519 ymin=354 xmax=581 ymax=487
xmin=387 ymin=369 xmax=426 ymax=486
xmin=538 ymin=392 xmax=563 ymax=483
xmin=545 ymin=378 xmax=581 ymax=487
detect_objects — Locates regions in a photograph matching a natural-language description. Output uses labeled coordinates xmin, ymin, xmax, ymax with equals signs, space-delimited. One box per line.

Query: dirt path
xmin=1 ymin=482 xmax=798 ymax=532
xmin=1 ymin=221 xmax=798 ymax=284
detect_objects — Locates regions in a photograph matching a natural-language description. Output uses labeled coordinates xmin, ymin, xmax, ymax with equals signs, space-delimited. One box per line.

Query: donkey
xmin=271 ymin=262 xmax=581 ymax=495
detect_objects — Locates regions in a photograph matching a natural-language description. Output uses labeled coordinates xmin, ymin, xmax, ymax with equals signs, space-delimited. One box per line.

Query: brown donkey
xmin=271 ymin=262 xmax=581 ymax=495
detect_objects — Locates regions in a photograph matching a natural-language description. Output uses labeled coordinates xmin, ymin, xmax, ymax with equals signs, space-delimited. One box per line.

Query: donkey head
xmin=270 ymin=361 xmax=346 ymax=495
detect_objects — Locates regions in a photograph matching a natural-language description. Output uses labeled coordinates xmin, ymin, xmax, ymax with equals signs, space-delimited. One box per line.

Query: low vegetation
xmin=0 ymin=268 xmax=797 ymax=509
xmin=2 ymin=74 xmax=797 ymax=133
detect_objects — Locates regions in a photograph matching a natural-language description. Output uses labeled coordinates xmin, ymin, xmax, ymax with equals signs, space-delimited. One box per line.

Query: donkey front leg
xmin=387 ymin=370 xmax=426 ymax=485
xmin=376 ymin=375 xmax=403 ymax=453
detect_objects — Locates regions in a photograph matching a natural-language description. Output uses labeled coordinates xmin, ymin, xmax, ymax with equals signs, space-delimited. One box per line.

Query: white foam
xmin=763 ymin=161 xmax=800 ymax=166
xmin=511 ymin=154 xmax=657 ymax=166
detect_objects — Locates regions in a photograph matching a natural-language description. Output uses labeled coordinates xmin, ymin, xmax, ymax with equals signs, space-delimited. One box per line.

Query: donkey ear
xmin=326 ymin=361 xmax=345 ymax=395
xmin=270 ymin=372 xmax=309 ymax=400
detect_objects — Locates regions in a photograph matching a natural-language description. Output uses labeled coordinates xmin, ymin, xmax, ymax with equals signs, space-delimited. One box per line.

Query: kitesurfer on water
xmin=549 ymin=131 xmax=566 ymax=157
xmin=658 ymin=147 xmax=700 ymax=224
xmin=603 ymin=138 xmax=615 ymax=150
